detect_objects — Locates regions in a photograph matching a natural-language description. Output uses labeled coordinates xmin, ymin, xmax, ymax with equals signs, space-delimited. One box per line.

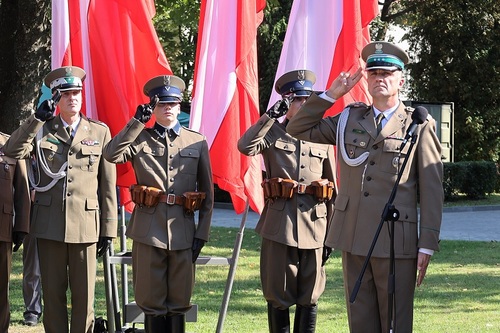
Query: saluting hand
xmin=325 ymin=67 xmax=363 ymax=100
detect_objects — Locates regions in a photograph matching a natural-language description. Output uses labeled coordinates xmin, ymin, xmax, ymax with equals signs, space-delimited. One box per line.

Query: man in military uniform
xmin=2 ymin=66 xmax=118 ymax=333
xmin=238 ymin=70 xmax=336 ymax=333
xmin=0 ymin=133 xmax=30 ymax=332
xmin=287 ymin=42 xmax=443 ymax=332
xmin=103 ymin=75 xmax=214 ymax=333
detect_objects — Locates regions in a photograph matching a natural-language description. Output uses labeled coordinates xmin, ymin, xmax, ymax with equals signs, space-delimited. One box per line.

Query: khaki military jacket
xmin=238 ymin=114 xmax=336 ymax=249
xmin=103 ymin=118 xmax=214 ymax=250
xmin=287 ymin=94 xmax=443 ymax=258
xmin=0 ymin=133 xmax=30 ymax=242
xmin=2 ymin=114 xmax=118 ymax=243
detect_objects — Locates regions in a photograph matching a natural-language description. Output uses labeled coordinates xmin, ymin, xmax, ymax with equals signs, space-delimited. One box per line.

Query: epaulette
xmin=88 ymin=118 xmax=109 ymax=128
xmin=181 ymin=126 xmax=204 ymax=138
xmin=405 ymin=106 xmax=415 ymax=113
xmin=347 ymin=102 xmax=369 ymax=109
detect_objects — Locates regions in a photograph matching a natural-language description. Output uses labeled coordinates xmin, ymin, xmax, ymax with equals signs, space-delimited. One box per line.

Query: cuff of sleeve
xmin=419 ymin=248 xmax=434 ymax=256
xmin=319 ymin=92 xmax=336 ymax=103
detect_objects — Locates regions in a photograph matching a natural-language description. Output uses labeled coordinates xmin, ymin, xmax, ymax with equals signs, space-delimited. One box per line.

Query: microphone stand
xmin=349 ymin=133 xmax=419 ymax=333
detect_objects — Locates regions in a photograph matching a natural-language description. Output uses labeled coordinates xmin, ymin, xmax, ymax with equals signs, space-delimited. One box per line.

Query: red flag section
xmin=190 ymin=0 xmax=266 ymax=214
xmin=52 ymin=0 xmax=172 ymax=212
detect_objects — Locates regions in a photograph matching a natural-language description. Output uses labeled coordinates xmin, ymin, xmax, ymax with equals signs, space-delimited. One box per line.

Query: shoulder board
xmin=347 ymin=102 xmax=369 ymax=109
xmin=88 ymin=118 xmax=109 ymax=128
xmin=427 ymin=114 xmax=434 ymax=121
xmin=181 ymin=126 xmax=204 ymax=137
xmin=0 ymin=131 xmax=9 ymax=138
xmin=405 ymin=106 xmax=415 ymax=112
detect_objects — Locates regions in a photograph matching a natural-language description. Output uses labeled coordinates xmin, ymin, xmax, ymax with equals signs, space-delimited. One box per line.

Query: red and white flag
xmin=51 ymin=0 xmax=171 ymax=212
xmin=268 ymin=0 xmax=379 ymax=116
xmin=190 ymin=0 xmax=266 ymax=214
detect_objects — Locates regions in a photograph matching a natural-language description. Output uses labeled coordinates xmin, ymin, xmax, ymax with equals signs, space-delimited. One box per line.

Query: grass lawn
xmin=7 ymin=224 xmax=500 ymax=332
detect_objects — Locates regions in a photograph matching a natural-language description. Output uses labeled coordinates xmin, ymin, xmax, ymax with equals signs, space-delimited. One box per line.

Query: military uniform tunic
xmin=103 ymin=118 xmax=213 ymax=315
xmin=287 ymin=94 xmax=443 ymax=332
xmin=0 ymin=132 xmax=31 ymax=332
xmin=2 ymin=114 xmax=118 ymax=333
xmin=238 ymin=114 xmax=336 ymax=308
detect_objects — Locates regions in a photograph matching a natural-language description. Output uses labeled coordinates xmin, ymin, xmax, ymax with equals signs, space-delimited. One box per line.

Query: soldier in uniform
xmin=287 ymin=42 xmax=443 ymax=333
xmin=238 ymin=70 xmax=336 ymax=333
xmin=103 ymin=75 xmax=214 ymax=333
xmin=2 ymin=66 xmax=118 ymax=333
xmin=0 ymin=133 xmax=31 ymax=332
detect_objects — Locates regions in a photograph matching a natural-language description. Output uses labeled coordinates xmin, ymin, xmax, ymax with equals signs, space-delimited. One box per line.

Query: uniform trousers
xmin=342 ymin=251 xmax=417 ymax=333
xmin=37 ymin=238 xmax=96 ymax=333
xmin=132 ymin=241 xmax=194 ymax=316
xmin=23 ymin=233 xmax=42 ymax=318
xmin=0 ymin=241 xmax=12 ymax=333
xmin=260 ymin=238 xmax=326 ymax=309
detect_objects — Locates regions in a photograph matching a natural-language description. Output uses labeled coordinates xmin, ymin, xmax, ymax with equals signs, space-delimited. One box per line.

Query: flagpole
xmin=216 ymin=199 xmax=250 ymax=333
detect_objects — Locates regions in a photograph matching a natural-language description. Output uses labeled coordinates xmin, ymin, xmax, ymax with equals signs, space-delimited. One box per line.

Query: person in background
xmin=103 ymin=75 xmax=214 ymax=333
xmin=238 ymin=70 xmax=336 ymax=333
xmin=0 ymin=132 xmax=30 ymax=332
xmin=287 ymin=41 xmax=443 ymax=333
xmin=2 ymin=66 xmax=118 ymax=333
xmin=22 ymin=217 xmax=42 ymax=326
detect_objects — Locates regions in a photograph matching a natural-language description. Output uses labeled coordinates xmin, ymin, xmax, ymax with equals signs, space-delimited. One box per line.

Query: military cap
xmin=275 ymin=70 xmax=316 ymax=97
xmin=44 ymin=66 xmax=86 ymax=93
xmin=361 ymin=41 xmax=409 ymax=71
xmin=143 ymin=75 xmax=186 ymax=103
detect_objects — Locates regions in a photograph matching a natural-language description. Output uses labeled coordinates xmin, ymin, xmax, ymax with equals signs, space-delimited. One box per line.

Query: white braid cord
xmin=28 ymin=128 xmax=68 ymax=193
xmin=337 ymin=107 xmax=370 ymax=167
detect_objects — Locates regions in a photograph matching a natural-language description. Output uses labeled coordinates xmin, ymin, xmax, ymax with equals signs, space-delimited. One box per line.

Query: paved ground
xmin=211 ymin=203 xmax=500 ymax=242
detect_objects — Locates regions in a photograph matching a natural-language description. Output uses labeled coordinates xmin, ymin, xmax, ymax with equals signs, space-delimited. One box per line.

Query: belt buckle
xmin=166 ymin=194 xmax=176 ymax=205
xmin=297 ymin=184 xmax=307 ymax=194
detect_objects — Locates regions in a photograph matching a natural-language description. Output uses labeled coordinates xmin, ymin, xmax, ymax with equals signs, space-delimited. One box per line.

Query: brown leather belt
xmin=158 ymin=194 xmax=185 ymax=206
xmin=293 ymin=184 xmax=316 ymax=195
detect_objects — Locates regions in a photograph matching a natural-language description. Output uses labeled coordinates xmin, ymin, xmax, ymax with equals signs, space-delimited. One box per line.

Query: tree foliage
xmin=382 ymin=0 xmax=500 ymax=161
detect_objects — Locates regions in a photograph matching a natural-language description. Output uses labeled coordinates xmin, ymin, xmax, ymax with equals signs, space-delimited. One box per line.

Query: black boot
xmin=168 ymin=313 xmax=185 ymax=333
xmin=144 ymin=314 xmax=168 ymax=333
xmin=267 ymin=303 xmax=290 ymax=333
xmin=293 ymin=306 xmax=302 ymax=333
xmin=293 ymin=305 xmax=317 ymax=333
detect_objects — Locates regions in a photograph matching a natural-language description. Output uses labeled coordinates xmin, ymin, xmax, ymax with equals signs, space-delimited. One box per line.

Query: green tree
xmin=0 ymin=0 xmax=51 ymax=134
xmin=392 ymin=0 xmax=500 ymax=161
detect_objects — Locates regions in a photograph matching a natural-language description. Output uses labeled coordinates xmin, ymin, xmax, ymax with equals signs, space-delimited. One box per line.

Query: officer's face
xmin=366 ymin=69 xmax=404 ymax=99
xmin=154 ymin=102 xmax=181 ymax=126
xmin=58 ymin=90 xmax=82 ymax=116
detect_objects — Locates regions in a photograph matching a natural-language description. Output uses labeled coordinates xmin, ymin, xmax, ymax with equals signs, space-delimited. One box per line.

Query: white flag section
xmin=268 ymin=0 xmax=378 ymax=116
xmin=190 ymin=1 xmax=238 ymax=148
xmin=51 ymin=0 xmax=97 ymax=119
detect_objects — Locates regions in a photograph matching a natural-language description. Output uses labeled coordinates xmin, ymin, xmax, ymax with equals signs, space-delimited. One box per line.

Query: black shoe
xmin=23 ymin=314 xmax=39 ymax=326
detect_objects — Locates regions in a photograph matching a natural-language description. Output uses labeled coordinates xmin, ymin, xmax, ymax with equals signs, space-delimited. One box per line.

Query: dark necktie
xmin=66 ymin=126 xmax=73 ymax=139
xmin=376 ymin=113 xmax=384 ymax=135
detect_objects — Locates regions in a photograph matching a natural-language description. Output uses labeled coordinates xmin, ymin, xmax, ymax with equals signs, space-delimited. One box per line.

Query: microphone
xmin=401 ymin=106 xmax=428 ymax=146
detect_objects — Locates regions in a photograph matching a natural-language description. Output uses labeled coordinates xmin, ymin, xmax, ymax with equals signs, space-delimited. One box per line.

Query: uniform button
xmin=67 ymin=192 xmax=71 ymax=196
xmin=68 ymin=179 xmax=73 ymax=183
xmin=169 ymin=189 xmax=174 ymax=193
xmin=373 ymin=145 xmax=379 ymax=150
xmin=366 ymin=176 xmax=372 ymax=181
xmin=169 ymin=166 xmax=174 ymax=171
xmin=169 ymin=155 xmax=174 ymax=158
xmin=300 ymin=165 xmax=305 ymax=169
xmin=68 ymin=165 xmax=73 ymax=169
xmin=301 ymin=152 xmax=306 ymax=156
xmin=370 ymin=161 xmax=375 ymax=165
xmin=284 ymin=145 xmax=288 ymax=149
xmin=170 ymin=178 xmax=174 ymax=182
xmin=69 ymin=151 xmax=73 ymax=155
xmin=299 ymin=203 xmax=303 ymax=207
xmin=169 ymin=143 xmax=174 ymax=147
xmin=363 ymin=192 xmax=369 ymax=197
xmin=300 ymin=178 xmax=305 ymax=182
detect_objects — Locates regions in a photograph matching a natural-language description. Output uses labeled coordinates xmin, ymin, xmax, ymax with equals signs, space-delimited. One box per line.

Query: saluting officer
xmin=287 ymin=42 xmax=443 ymax=333
xmin=103 ymin=75 xmax=214 ymax=333
xmin=238 ymin=70 xmax=336 ymax=333
xmin=0 ymin=133 xmax=30 ymax=332
xmin=2 ymin=66 xmax=118 ymax=333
